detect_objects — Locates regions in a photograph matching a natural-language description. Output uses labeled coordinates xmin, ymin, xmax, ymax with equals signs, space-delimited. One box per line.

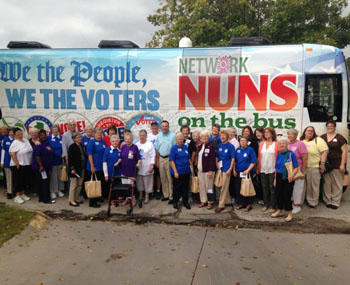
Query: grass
xmin=0 ymin=203 xmax=36 ymax=247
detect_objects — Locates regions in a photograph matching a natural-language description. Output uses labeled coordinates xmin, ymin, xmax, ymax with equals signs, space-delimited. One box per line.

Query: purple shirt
xmin=288 ymin=141 xmax=308 ymax=170
xmin=120 ymin=144 xmax=141 ymax=177
xmin=31 ymin=141 xmax=54 ymax=172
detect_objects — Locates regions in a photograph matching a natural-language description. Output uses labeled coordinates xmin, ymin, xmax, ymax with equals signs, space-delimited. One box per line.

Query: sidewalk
xmin=1 ymin=186 xmax=349 ymax=234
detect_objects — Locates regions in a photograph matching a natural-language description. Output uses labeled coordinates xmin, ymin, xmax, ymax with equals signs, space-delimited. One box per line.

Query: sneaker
xmin=58 ymin=191 xmax=65 ymax=197
xmin=258 ymin=200 xmax=264 ymax=205
xmin=14 ymin=196 xmax=25 ymax=204
xmin=144 ymin=196 xmax=149 ymax=204
xmin=51 ymin=192 xmax=57 ymax=200
xmin=292 ymin=206 xmax=301 ymax=214
xmin=21 ymin=194 xmax=31 ymax=201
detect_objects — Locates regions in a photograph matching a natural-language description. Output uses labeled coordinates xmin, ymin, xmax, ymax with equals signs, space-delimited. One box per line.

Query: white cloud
xmin=0 ymin=0 xmax=160 ymax=48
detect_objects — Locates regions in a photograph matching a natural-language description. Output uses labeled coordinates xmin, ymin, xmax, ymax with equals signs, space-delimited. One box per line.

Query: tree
xmin=146 ymin=0 xmax=350 ymax=48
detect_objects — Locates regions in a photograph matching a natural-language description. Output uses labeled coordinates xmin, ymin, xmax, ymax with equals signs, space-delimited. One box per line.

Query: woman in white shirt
xmin=257 ymin=127 xmax=280 ymax=212
xmin=9 ymin=128 xmax=33 ymax=204
xmin=136 ymin=130 xmax=156 ymax=207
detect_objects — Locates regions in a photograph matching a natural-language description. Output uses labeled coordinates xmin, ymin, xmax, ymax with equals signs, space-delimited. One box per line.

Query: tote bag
xmin=240 ymin=174 xmax=256 ymax=197
xmin=59 ymin=165 xmax=68 ymax=182
xmin=284 ymin=152 xmax=304 ymax=180
xmin=84 ymin=173 xmax=102 ymax=198
xmin=214 ymin=169 xmax=223 ymax=188
xmin=190 ymin=175 xmax=199 ymax=193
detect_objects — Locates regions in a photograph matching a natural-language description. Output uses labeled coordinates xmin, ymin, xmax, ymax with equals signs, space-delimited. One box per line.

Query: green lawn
xmin=0 ymin=203 xmax=35 ymax=246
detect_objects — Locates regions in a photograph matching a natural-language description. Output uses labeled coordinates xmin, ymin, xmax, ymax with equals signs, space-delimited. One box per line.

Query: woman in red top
xmin=103 ymin=125 xmax=117 ymax=147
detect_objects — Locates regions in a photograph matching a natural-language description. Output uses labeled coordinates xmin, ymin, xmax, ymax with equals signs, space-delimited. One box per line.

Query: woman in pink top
xmin=287 ymin=129 xmax=308 ymax=214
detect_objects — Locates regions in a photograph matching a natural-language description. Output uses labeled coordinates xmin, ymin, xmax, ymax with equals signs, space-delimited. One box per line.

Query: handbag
xmin=240 ymin=174 xmax=256 ymax=197
xmin=324 ymin=158 xmax=334 ymax=173
xmin=214 ymin=169 xmax=223 ymax=188
xmin=84 ymin=173 xmax=102 ymax=198
xmin=190 ymin=174 xmax=199 ymax=193
xmin=59 ymin=165 xmax=68 ymax=182
xmin=343 ymin=170 xmax=349 ymax=193
xmin=285 ymin=152 xmax=304 ymax=180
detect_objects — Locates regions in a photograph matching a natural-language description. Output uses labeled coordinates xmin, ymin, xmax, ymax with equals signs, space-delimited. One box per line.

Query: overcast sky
xmin=0 ymin=0 xmax=349 ymax=54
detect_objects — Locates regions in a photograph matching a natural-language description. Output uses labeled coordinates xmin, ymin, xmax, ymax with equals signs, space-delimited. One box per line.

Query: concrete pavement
xmin=0 ymin=220 xmax=350 ymax=285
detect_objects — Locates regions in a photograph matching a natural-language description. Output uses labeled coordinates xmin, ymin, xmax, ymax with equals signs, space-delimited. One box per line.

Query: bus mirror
xmin=7 ymin=41 xmax=51 ymax=49
xmin=98 ymin=40 xmax=139 ymax=49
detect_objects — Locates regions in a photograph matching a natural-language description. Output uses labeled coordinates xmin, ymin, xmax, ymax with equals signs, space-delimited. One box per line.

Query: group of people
xmin=0 ymin=119 xmax=347 ymax=222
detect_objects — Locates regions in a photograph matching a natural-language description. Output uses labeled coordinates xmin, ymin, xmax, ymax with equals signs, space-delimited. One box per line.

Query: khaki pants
xmin=69 ymin=170 xmax=84 ymax=203
xmin=323 ymin=169 xmax=343 ymax=207
xmin=159 ymin=157 xmax=173 ymax=199
xmin=50 ymin=165 xmax=64 ymax=194
xmin=218 ymin=172 xmax=231 ymax=208
xmin=4 ymin=168 xmax=13 ymax=194
xmin=304 ymin=167 xmax=321 ymax=207
xmin=198 ymin=170 xmax=214 ymax=203
xmin=292 ymin=179 xmax=305 ymax=205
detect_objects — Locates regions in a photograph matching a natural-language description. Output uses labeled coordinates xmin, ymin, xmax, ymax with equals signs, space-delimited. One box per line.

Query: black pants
xmin=85 ymin=170 xmax=107 ymax=206
xmin=276 ymin=173 xmax=294 ymax=211
xmin=10 ymin=165 xmax=32 ymax=194
xmin=172 ymin=173 xmax=190 ymax=204
xmin=34 ymin=170 xmax=51 ymax=203
xmin=234 ymin=176 xmax=255 ymax=207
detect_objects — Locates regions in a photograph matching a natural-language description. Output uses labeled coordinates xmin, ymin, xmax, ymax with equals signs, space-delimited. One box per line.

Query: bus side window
xmin=304 ymin=74 xmax=342 ymax=122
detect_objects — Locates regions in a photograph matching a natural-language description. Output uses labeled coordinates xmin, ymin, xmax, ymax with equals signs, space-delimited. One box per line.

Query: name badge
xmin=248 ymin=141 xmax=251 ymax=145
xmin=219 ymin=148 xmax=222 ymax=152
xmin=84 ymin=142 xmax=88 ymax=145
xmin=110 ymin=149 xmax=113 ymax=153
xmin=178 ymin=148 xmax=182 ymax=152
xmin=224 ymin=149 xmax=228 ymax=153
xmin=95 ymin=142 xmax=99 ymax=145
xmin=128 ymin=151 xmax=134 ymax=159
xmin=6 ymin=142 xmax=10 ymax=145
xmin=237 ymin=150 xmax=241 ymax=153
xmin=291 ymin=146 xmax=296 ymax=151
xmin=186 ymin=139 xmax=190 ymax=144
xmin=103 ymin=145 xmax=106 ymax=148
xmin=59 ymin=141 xmax=62 ymax=144
xmin=52 ymin=138 xmax=55 ymax=142
xmin=333 ymin=138 xmax=338 ymax=142
xmin=243 ymin=153 xmax=248 ymax=157
xmin=205 ymin=149 xmax=210 ymax=153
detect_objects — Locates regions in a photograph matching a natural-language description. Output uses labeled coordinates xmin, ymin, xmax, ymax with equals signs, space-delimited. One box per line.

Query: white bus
xmin=0 ymin=40 xmax=348 ymax=141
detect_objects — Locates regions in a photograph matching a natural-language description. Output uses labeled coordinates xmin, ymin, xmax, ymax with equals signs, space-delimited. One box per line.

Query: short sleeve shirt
xmin=2 ymin=137 xmax=14 ymax=168
xmin=275 ymin=151 xmax=298 ymax=174
xmin=103 ymin=146 xmax=121 ymax=177
xmin=217 ymin=142 xmax=236 ymax=172
xmin=303 ymin=137 xmax=328 ymax=168
xmin=9 ymin=139 xmax=33 ymax=166
xmin=235 ymin=146 xmax=257 ymax=173
xmin=136 ymin=141 xmax=156 ymax=176
xmin=31 ymin=141 xmax=54 ymax=172
xmin=154 ymin=131 xmax=176 ymax=156
xmin=82 ymin=135 xmax=93 ymax=147
xmin=169 ymin=144 xmax=191 ymax=175
xmin=288 ymin=141 xmax=308 ymax=170
xmin=47 ymin=134 xmax=63 ymax=166
xmin=86 ymin=138 xmax=106 ymax=171
xmin=321 ymin=133 xmax=347 ymax=169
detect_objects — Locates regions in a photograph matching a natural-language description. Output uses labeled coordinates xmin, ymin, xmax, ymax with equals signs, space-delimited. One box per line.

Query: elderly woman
xmin=103 ymin=125 xmax=117 ymax=147
xmin=136 ymin=130 xmax=155 ymax=207
xmin=287 ymin=129 xmax=308 ymax=214
xmin=32 ymin=130 xmax=55 ymax=204
xmin=82 ymin=125 xmax=94 ymax=147
xmin=117 ymin=133 xmax=141 ymax=207
xmin=103 ymin=135 xmax=121 ymax=181
xmin=28 ymin=128 xmax=40 ymax=148
xmin=86 ymin=127 xmax=106 ymax=208
xmin=9 ymin=128 xmax=33 ymax=204
xmin=257 ymin=127 xmax=279 ymax=213
xmin=234 ymin=136 xmax=257 ymax=211
xmin=215 ymin=130 xmax=235 ymax=213
xmin=272 ymin=138 xmax=299 ymax=222
xmin=197 ymin=130 xmax=216 ymax=209
xmin=68 ymin=132 xmax=86 ymax=207
xmin=1 ymin=128 xmax=15 ymax=199
xmin=300 ymin=126 xmax=328 ymax=208
xmin=47 ymin=124 xmax=64 ymax=200
xmin=169 ymin=133 xmax=192 ymax=210
xmin=228 ymin=128 xmax=240 ymax=150
xmin=321 ymin=121 xmax=347 ymax=209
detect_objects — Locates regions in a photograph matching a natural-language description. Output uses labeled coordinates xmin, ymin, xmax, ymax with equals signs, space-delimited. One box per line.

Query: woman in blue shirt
xmin=215 ymin=130 xmax=235 ymax=213
xmin=47 ymin=124 xmax=65 ymax=200
xmin=82 ymin=125 xmax=94 ymax=147
xmin=0 ymin=128 xmax=14 ymax=199
xmin=103 ymin=135 xmax=121 ymax=181
xmin=86 ymin=127 xmax=106 ymax=208
xmin=272 ymin=138 xmax=299 ymax=222
xmin=234 ymin=136 xmax=257 ymax=211
xmin=169 ymin=133 xmax=192 ymax=210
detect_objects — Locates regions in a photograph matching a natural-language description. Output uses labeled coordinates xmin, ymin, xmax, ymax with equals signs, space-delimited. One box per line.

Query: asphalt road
xmin=0 ymin=220 xmax=349 ymax=285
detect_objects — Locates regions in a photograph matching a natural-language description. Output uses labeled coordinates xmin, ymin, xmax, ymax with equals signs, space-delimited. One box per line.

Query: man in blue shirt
xmin=155 ymin=121 xmax=176 ymax=203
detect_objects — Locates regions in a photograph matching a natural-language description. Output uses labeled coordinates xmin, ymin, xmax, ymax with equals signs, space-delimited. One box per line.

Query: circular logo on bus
xmin=25 ymin=116 xmax=52 ymax=134
xmin=125 ymin=113 xmax=162 ymax=136
xmin=94 ymin=116 xmax=125 ymax=138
